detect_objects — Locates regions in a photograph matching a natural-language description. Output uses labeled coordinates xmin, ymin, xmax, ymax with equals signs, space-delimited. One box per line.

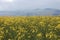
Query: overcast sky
xmin=0 ymin=0 xmax=60 ymax=11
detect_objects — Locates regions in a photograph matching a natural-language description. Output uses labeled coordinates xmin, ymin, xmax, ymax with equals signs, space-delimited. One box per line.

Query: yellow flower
xmin=56 ymin=24 xmax=60 ymax=29
xmin=36 ymin=33 xmax=42 ymax=37
xmin=28 ymin=36 xmax=31 ymax=38
xmin=0 ymin=36 xmax=3 ymax=38
xmin=8 ymin=39 xmax=11 ymax=40
xmin=32 ymin=29 xmax=35 ymax=33
xmin=6 ymin=30 xmax=8 ymax=33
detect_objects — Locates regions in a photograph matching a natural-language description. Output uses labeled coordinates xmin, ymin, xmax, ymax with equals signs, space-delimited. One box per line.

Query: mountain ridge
xmin=0 ymin=8 xmax=60 ymax=16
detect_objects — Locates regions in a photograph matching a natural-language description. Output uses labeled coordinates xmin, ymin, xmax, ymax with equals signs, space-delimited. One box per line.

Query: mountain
xmin=0 ymin=8 xmax=60 ymax=16
xmin=26 ymin=8 xmax=60 ymax=16
xmin=53 ymin=10 xmax=60 ymax=15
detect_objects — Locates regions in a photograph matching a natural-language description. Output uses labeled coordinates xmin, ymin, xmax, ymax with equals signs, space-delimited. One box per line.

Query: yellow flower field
xmin=0 ymin=16 xmax=60 ymax=40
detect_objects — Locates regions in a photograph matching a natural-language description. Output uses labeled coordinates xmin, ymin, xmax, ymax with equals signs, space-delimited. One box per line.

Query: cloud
xmin=0 ymin=0 xmax=60 ymax=11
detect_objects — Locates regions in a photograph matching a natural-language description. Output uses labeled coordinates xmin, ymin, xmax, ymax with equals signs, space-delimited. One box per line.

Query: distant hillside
xmin=0 ymin=8 xmax=60 ymax=16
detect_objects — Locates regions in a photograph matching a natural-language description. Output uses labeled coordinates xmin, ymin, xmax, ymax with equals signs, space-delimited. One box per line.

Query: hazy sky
xmin=0 ymin=0 xmax=60 ymax=11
